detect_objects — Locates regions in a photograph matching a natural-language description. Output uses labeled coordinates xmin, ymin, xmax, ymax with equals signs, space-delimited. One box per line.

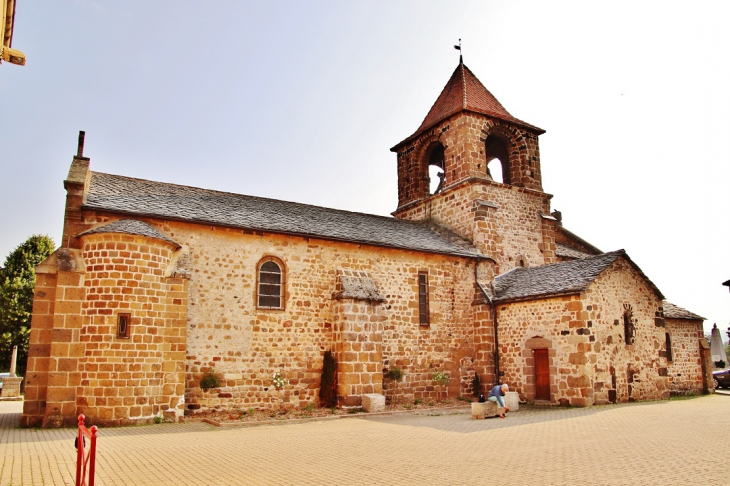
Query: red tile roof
xmin=392 ymin=61 xmax=544 ymax=150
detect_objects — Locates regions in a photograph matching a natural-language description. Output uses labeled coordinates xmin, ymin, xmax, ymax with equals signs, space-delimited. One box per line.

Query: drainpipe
xmin=491 ymin=296 xmax=500 ymax=385
xmin=474 ymin=261 xmax=501 ymax=386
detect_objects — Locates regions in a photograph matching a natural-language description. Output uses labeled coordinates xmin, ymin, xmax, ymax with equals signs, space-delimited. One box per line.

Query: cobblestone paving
xmin=1 ymin=394 xmax=728 ymax=485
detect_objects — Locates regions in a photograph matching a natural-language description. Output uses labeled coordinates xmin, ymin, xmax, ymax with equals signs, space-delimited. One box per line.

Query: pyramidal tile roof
xmin=393 ymin=60 xmax=544 ymax=149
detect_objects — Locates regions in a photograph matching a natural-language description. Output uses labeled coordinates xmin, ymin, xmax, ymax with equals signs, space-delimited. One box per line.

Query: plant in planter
xmin=433 ymin=371 xmax=449 ymax=401
xmin=386 ymin=367 xmax=404 ymax=407
xmin=200 ymin=369 xmax=220 ymax=392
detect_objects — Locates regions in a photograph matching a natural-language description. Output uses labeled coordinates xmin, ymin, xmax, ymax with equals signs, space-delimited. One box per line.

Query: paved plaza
xmin=0 ymin=394 xmax=728 ymax=485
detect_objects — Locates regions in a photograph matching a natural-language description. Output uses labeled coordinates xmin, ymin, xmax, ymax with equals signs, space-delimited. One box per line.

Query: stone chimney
xmin=61 ymin=131 xmax=92 ymax=249
xmin=551 ymin=210 xmax=562 ymax=226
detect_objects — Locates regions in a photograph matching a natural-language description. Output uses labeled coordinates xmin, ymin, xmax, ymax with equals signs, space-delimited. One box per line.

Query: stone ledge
xmin=194 ymin=405 xmax=471 ymax=428
xmin=361 ymin=394 xmax=385 ymax=413
xmin=471 ymin=401 xmax=499 ymax=419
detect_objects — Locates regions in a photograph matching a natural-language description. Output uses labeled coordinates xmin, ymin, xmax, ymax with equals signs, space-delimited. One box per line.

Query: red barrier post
xmin=76 ymin=414 xmax=98 ymax=486
xmin=76 ymin=415 xmax=85 ymax=486
xmin=88 ymin=426 xmax=98 ymax=486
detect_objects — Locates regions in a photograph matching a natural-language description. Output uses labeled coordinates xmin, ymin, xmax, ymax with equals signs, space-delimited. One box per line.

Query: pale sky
xmin=2 ymin=1 xmax=729 ymax=336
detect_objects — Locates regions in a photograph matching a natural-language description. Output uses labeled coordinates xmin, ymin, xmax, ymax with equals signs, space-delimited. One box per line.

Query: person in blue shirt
xmin=488 ymin=383 xmax=510 ymax=418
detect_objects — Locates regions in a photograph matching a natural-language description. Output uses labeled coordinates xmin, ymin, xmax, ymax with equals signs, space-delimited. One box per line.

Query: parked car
xmin=0 ymin=372 xmax=10 ymax=390
xmin=713 ymin=368 xmax=730 ymax=389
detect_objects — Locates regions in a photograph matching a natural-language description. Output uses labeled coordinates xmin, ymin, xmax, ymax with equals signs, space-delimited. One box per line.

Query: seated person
xmin=487 ymin=383 xmax=510 ymax=418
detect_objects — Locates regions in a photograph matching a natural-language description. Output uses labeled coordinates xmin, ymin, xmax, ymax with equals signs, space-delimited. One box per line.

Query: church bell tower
xmin=391 ymin=59 xmax=558 ymax=270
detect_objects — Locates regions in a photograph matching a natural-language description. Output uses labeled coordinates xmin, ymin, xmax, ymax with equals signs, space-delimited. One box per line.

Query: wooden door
xmin=534 ymin=349 xmax=550 ymax=400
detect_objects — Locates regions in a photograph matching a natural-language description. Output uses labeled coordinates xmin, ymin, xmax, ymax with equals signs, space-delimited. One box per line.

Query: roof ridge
xmin=531 ymin=249 xmax=625 ymax=271
xmin=90 ymin=171 xmax=408 ymax=223
xmin=460 ymin=62 xmax=468 ymax=110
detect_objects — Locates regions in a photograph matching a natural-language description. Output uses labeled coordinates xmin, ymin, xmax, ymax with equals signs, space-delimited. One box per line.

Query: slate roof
xmin=79 ymin=219 xmax=181 ymax=248
xmin=83 ymin=172 xmax=486 ymax=259
xmin=662 ymin=301 xmax=705 ymax=321
xmin=492 ymin=250 xmax=664 ymax=303
xmin=333 ymin=271 xmax=386 ymax=302
xmin=558 ymin=226 xmax=602 ymax=255
xmin=555 ymin=243 xmax=593 ymax=260
xmin=392 ymin=61 xmax=544 ymax=150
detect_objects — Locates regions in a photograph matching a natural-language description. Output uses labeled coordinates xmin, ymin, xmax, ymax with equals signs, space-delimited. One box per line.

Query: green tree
xmin=0 ymin=235 xmax=54 ymax=376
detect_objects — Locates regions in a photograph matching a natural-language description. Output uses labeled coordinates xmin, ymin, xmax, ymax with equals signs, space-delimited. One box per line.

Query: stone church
xmin=21 ymin=59 xmax=711 ymax=427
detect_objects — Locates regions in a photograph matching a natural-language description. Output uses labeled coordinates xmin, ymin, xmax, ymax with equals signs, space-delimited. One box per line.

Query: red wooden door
xmin=534 ymin=349 xmax=550 ymax=400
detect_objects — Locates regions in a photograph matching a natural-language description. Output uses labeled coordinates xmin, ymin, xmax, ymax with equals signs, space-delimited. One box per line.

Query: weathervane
xmin=454 ymin=38 xmax=462 ymax=63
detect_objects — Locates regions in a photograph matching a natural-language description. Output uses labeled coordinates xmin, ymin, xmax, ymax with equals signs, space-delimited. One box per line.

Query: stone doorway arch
xmin=522 ymin=336 xmax=554 ymax=402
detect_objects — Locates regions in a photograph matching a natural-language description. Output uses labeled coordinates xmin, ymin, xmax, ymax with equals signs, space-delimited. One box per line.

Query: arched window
xmin=485 ymin=135 xmax=510 ymax=184
xmin=426 ymin=143 xmax=445 ymax=195
xmin=257 ymin=257 xmax=285 ymax=309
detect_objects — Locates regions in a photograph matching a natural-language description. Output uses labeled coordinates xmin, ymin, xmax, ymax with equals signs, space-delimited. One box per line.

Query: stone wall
xmin=392 ymin=114 xmax=555 ymax=274
xmin=394 ymin=180 xmax=556 ymax=273
xmin=585 ymin=259 xmax=669 ymax=404
xmin=393 ymin=113 xmax=543 ymax=209
xmin=332 ymin=299 xmax=385 ymax=406
xmin=22 ymin=233 xmax=188 ymax=427
xmin=68 ymin=217 xmax=494 ymax=413
xmin=76 ymin=233 xmax=188 ymax=425
xmin=665 ymin=318 xmax=705 ymax=395
xmin=22 ymin=257 xmax=74 ymax=427
xmin=496 ymin=258 xmax=668 ymax=407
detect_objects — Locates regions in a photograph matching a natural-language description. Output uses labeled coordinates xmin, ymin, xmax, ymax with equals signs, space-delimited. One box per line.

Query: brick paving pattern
xmin=1 ymin=394 xmax=728 ymax=485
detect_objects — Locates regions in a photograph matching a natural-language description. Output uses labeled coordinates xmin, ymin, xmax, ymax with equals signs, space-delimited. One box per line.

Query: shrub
xmin=200 ymin=369 xmax=220 ymax=391
xmin=386 ymin=367 xmax=404 ymax=381
xmin=472 ymin=373 xmax=481 ymax=397
xmin=319 ymin=350 xmax=338 ymax=408
xmin=715 ymin=360 xmax=726 ymax=369
xmin=386 ymin=367 xmax=404 ymax=406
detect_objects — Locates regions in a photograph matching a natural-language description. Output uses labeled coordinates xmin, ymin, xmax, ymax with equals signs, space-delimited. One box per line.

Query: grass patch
xmin=669 ymin=393 xmax=701 ymax=401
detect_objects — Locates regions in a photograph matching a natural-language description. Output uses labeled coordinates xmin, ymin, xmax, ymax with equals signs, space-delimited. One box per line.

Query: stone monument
xmin=1 ymin=346 xmax=24 ymax=399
